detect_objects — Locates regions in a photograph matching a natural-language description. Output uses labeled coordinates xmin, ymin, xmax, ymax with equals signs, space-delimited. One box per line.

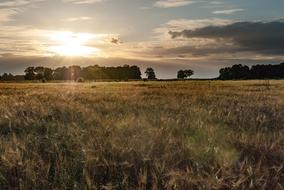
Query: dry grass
xmin=0 ymin=80 xmax=283 ymax=189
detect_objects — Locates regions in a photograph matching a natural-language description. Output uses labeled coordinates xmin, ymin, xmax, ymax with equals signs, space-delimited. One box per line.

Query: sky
xmin=0 ymin=0 xmax=284 ymax=78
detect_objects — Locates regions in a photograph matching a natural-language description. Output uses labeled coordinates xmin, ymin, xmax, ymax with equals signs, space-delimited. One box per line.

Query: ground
xmin=0 ymin=80 xmax=283 ymax=189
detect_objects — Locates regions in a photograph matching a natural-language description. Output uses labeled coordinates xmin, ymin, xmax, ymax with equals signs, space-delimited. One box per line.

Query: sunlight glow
xmin=48 ymin=31 xmax=100 ymax=56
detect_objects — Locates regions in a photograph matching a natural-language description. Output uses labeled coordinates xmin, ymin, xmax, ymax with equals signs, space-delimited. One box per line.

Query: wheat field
xmin=0 ymin=80 xmax=283 ymax=189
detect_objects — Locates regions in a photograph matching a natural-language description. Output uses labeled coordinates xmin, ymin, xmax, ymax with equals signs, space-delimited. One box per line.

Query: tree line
xmin=23 ymin=65 xmax=142 ymax=81
xmin=0 ymin=73 xmax=14 ymax=81
xmin=219 ymin=63 xmax=284 ymax=80
xmin=2 ymin=62 xmax=283 ymax=81
xmin=21 ymin=65 xmax=194 ymax=81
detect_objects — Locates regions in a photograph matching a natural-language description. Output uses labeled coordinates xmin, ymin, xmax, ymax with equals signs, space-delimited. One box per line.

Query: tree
xmin=0 ymin=73 xmax=14 ymax=81
xmin=34 ymin=67 xmax=45 ymax=80
xmin=219 ymin=63 xmax=284 ymax=80
xmin=177 ymin=69 xmax=194 ymax=79
xmin=23 ymin=64 xmax=143 ymax=81
xmin=24 ymin=67 xmax=35 ymax=80
xmin=44 ymin=68 xmax=53 ymax=80
xmin=130 ymin=65 xmax=142 ymax=79
xmin=8 ymin=73 xmax=14 ymax=80
xmin=184 ymin=69 xmax=194 ymax=79
xmin=177 ymin=70 xmax=186 ymax=79
xmin=2 ymin=73 xmax=8 ymax=80
xmin=53 ymin=67 xmax=68 ymax=80
xmin=145 ymin=67 xmax=156 ymax=79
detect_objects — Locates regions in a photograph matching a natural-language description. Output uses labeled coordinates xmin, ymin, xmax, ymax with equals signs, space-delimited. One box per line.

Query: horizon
xmin=0 ymin=0 xmax=284 ymax=78
xmin=1 ymin=61 xmax=284 ymax=80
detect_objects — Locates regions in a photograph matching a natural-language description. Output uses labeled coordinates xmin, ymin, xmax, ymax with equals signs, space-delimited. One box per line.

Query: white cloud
xmin=154 ymin=0 xmax=194 ymax=8
xmin=0 ymin=0 xmax=45 ymax=7
xmin=213 ymin=8 xmax=244 ymax=14
xmin=61 ymin=17 xmax=93 ymax=22
xmin=0 ymin=0 xmax=46 ymax=23
xmin=62 ymin=0 xmax=104 ymax=4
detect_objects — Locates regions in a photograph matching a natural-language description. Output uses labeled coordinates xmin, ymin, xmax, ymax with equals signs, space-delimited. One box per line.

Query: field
xmin=0 ymin=80 xmax=283 ymax=189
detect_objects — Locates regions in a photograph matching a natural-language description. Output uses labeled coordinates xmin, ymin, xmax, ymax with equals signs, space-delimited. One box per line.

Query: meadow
xmin=0 ymin=80 xmax=283 ymax=189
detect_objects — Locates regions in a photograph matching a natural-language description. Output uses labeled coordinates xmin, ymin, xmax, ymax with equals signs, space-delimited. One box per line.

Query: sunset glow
xmin=48 ymin=31 xmax=100 ymax=56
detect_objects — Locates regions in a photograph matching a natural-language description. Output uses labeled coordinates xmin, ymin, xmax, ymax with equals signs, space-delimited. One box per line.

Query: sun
xmin=48 ymin=31 xmax=100 ymax=56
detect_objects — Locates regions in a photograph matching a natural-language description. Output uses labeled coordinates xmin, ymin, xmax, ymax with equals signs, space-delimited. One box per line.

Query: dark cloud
xmin=169 ymin=21 xmax=284 ymax=55
xmin=110 ymin=37 xmax=123 ymax=44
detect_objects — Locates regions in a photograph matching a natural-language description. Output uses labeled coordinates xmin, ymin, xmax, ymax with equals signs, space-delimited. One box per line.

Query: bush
xmin=76 ymin=77 xmax=85 ymax=83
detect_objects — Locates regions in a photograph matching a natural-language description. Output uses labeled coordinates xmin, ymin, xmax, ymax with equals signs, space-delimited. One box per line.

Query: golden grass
xmin=0 ymin=80 xmax=283 ymax=189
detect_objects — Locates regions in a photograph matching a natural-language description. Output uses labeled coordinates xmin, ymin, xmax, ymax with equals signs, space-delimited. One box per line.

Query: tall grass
xmin=0 ymin=80 xmax=283 ymax=189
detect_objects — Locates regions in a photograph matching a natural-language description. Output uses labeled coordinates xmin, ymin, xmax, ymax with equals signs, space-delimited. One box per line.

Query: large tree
xmin=177 ymin=70 xmax=186 ymax=79
xmin=177 ymin=69 xmax=194 ymax=79
xmin=145 ymin=67 xmax=156 ymax=80
xmin=184 ymin=69 xmax=194 ymax=79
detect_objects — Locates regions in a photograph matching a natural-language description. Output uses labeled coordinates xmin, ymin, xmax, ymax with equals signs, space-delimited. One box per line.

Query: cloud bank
xmin=169 ymin=21 xmax=284 ymax=55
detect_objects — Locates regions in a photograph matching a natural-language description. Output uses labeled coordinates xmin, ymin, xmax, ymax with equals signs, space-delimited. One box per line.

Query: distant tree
xmin=177 ymin=69 xmax=194 ymax=79
xmin=24 ymin=67 xmax=36 ymax=80
xmin=231 ymin=64 xmax=249 ymax=79
xmin=53 ymin=67 xmax=68 ymax=80
xmin=44 ymin=68 xmax=53 ymax=81
xmin=129 ymin=65 xmax=142 ymax=79
xmin=2 ymin=73 xmax=8 ymax=80
xmin=219 ymin=63 xmax=284 ymax=80
xmin=2 ymin=73 xmax=9 ymax=80
xmin=81 ymin=65 xmax=99 ymax=80
xmin=184 ymin=69 xmax=194 ymax=79
xmin=8 ymin=73 xmax=13 ymax=80
xmin=219 ymin=67 xmax=232 ymax=80
xmin=34 ymin=67 xmax=45 ymax=80
xmin=23 ymin=64 xmax=142 ymax=81
xmin=177 ymin=70 xmax=186 ymax=79
xmin=1 ymin=73 xmax=14 ymax=81
xmin=145 ymin=67 xmax=156 ymax=79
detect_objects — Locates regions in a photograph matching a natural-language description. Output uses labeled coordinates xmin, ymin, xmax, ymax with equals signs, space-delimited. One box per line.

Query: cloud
xmin=153 ymin=18 xmax=233 ymax=41
xmin=62 ymin=0 xmax=104 ymax=4
xmin=169 ymin=21 xmax=284 ymax=55
xmin=0 ymin=0 xmax=47 ymax=23
xmin=213 ymin=8 xmax=244 ymax=14
xmin=0 ymin=9 xmax=18 ymax=22
xmin=110 ymin=37 xmax=123 ymax=44
xmin=155 ymin=18 xmax=233 ymax=32
xmin=0 ymin=0 xmax=45 ymax=7
xmin=209 ymin=1 xmax=224 ymax=5
xmin=154 ymin=0 xmax=194 ymax=8
xmin=61 ymin=17 xmax=92 ymax=22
